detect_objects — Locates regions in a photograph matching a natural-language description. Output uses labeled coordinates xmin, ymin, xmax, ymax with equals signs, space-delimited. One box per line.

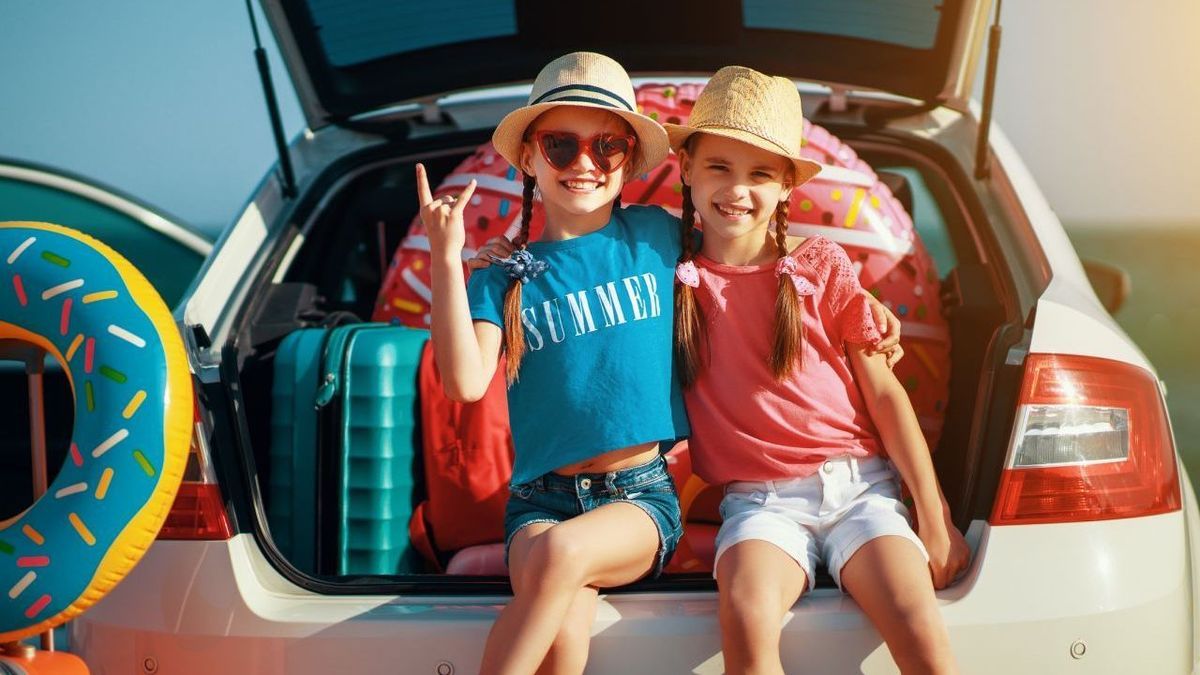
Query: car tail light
xmin=158 ymin=387 xmax=232 ymax=540
xmin=991 ymin=353 xmax=1181 ymax=525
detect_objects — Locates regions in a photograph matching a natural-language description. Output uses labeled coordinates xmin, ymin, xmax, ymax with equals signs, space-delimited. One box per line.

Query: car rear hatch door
xmin=260 ymin=0 xmax=994 ymax=130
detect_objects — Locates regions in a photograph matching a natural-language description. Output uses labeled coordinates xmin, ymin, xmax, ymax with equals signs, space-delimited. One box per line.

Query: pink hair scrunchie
xmin=675 ymin=260 xmax=700 ymax=288
xmin=775 ymin=256 xmax=817 ymax=296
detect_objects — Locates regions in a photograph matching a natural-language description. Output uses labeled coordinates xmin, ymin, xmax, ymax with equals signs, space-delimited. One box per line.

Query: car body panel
xmin=0 ymin=158 xmax=210 ymax=309
xmin=1031 ymin=289 xmax=1154 ymax=371
xmin=73 ymin=513 xmax=1190 ymax=673
xmin=1181 ymin=459 xmax=1200 ymax=671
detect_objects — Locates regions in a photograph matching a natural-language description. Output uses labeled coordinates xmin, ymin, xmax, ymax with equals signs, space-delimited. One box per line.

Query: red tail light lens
xmin=158 ymin=388 xmax=232 ymax=540
xmin=159 ymin=483 xmax=233 ymax=540
xmin=991 ymin=353 xmax=1181 ymax=525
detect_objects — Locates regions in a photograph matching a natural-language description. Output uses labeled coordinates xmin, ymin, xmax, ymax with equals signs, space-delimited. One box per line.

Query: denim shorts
xmin=504 ymin=454 xmax=683 ymax=578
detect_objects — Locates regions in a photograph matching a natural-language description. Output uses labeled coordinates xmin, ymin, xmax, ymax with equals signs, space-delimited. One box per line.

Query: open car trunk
xmin=218 ymin=89 xmax=1025 ymax=597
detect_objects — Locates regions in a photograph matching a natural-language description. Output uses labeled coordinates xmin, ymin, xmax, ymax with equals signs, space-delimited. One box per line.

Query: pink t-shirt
xmin=685 ymin=236 xmax=884 ymax=484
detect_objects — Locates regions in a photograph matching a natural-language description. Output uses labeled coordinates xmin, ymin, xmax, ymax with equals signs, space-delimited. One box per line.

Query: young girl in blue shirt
xmin=420 ymin=52 xmax=688 ymax=675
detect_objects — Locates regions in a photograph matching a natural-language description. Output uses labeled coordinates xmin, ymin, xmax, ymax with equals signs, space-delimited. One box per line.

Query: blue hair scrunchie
xmin=489 ymin=248 xmax=549 ymax=284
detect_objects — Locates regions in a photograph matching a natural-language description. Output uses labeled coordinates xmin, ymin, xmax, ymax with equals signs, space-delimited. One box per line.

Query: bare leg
xmin=479 ymin=502 xmax=660 ymax=675
xmin=535 ymin=587 xmax=599 ymax=675
xmin=715 ymin=540 xmax=808 ymax=675
xmin=839 ymin=536 xmax=958 ymax=675
xmin=505 ymin=523 xmax=597 ymax=675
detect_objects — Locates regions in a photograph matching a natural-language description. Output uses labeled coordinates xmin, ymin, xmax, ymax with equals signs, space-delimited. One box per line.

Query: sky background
xmin=1 ymin=1 xmax=1198 ymax=237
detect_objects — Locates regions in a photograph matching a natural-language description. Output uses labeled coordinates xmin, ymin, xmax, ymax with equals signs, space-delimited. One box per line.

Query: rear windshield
xmin=309 ymin=0 xmax=518 ymax=67
xmin=743 ymin=0 xmax=940 ymax=49
xmin=309 ymin=0 xmax=944 ymax=67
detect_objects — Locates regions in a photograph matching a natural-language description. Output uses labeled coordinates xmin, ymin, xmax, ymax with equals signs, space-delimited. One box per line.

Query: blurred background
xmin=0 ymin=1 xmax=1197 ymax=476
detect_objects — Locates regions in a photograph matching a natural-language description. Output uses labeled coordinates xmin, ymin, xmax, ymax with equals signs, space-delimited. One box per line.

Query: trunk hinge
xmin=828 ymin=87 xmax=849 ymax=113
xmin=974 ymin=0 xmax=1003 ymax=180
xmin=420 ymin=98 xmax=443 ymax=124
xmin=244 ymin=0 xmax=297 ymax=198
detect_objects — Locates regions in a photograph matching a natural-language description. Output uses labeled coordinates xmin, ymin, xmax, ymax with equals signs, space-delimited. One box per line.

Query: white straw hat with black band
xmin=491 ymin=52 xmax=669 ymax=177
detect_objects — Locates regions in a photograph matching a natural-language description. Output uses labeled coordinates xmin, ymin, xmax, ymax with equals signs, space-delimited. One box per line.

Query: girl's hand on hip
xmin=466 ymin=236 xmax=516 ymax=270
xmin=416 ymin=163 xmax=477 ymax=259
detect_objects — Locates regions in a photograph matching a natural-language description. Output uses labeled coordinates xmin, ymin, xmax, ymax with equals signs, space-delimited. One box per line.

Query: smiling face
xmin=519 ymin=106 xmax=635 ymax=231
xmin=680 ymin=133 xmax=794 ymax=256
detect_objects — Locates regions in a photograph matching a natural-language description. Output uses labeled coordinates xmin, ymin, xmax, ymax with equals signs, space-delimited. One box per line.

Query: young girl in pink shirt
xmin=667 ymin=67 xmax=971 ymax=674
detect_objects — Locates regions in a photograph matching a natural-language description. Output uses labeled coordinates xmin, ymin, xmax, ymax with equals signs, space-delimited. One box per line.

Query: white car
xmin=70 ymin=1 xmax=1200 ymax=673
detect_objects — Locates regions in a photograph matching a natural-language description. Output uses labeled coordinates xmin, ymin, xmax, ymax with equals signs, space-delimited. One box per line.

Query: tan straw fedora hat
xmin=663 ymin=66 xmax=822 ymax=186
xmin=492 ymin=52 xmax=668 ymax=177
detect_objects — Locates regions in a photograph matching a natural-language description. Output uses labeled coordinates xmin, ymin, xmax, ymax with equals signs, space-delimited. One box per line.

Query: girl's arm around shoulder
xmin=417 ymin=163 xmax=503 ymax=402
xmin=847 ymin=346 xmax=970 ymax=589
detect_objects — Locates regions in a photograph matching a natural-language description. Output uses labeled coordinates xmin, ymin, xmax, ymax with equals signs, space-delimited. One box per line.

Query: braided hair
xmin=674 ymin=178 xmax=706 ymax=386
xmin=501 ymin=174 xmax=537 ymax=383
xmin=769 ymin=197 xmax=805 ymax=378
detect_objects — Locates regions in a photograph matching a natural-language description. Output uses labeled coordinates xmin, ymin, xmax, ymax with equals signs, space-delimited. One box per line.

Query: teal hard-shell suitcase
xmin=268 ymin=323 xmax=428 ymax=575
xmin=268 ymin=328 xmax=325 ymax=574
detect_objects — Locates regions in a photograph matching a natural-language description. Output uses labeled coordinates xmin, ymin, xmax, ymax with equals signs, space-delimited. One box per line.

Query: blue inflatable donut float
xmin=0 ymin=222 xmax=192 ymax=642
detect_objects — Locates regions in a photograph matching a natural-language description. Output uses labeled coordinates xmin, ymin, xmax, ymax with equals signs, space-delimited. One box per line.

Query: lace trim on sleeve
xmin=796 ymin=237 xmax=881 ymax=345
xmin=839 ymin=293 xmax=883 ymax=345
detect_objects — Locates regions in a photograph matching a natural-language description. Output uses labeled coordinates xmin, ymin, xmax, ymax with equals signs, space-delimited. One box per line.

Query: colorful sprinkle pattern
xmin=0 ymin=222 xmax=184 ymax=641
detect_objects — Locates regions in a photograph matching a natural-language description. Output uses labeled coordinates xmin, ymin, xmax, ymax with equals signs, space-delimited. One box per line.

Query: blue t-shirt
xmin=467 ymin=204 xmax=689 ymax=485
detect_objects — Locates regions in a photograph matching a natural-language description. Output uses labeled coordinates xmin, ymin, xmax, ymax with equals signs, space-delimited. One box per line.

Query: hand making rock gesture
xmin=415 ymin=163 xmax=477 ymax=258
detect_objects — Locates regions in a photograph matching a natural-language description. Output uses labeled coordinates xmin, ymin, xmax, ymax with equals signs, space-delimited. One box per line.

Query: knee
xmin=523 ymin=529 xmax=588 ymax=590
xmin=718 ymin=582 xmax=785 ymax=632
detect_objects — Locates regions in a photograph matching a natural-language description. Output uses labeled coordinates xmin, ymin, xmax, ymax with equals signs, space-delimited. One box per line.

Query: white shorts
xmin=713 ymin=455 xmax=928 ymax=591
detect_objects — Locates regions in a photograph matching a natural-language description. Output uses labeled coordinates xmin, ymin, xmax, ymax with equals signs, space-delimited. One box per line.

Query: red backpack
xmin=408 ymin=344 xmax=514 ymax=570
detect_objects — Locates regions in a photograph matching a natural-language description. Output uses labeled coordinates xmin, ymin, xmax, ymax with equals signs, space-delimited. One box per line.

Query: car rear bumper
xmin=73 ymin=512 xmax=1192 ymax=674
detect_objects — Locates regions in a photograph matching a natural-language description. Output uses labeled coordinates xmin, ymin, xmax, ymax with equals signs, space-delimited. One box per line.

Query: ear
xmin=518 ymin=141 xmax=537 ymax=177
xmin=678 ymin=148 xmax=694 ymax=187
xmin=779 ymin=167 xmax=797 ymax=203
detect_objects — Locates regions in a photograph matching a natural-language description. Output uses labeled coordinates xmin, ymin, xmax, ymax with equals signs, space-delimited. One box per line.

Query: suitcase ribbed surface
xmin=268 ymin=329 xmax=325 ymax=574
xmin=336 ymin=326 xmax=426 ymax=574
xmin=268 ymin=325 xmax=427 ymax=575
